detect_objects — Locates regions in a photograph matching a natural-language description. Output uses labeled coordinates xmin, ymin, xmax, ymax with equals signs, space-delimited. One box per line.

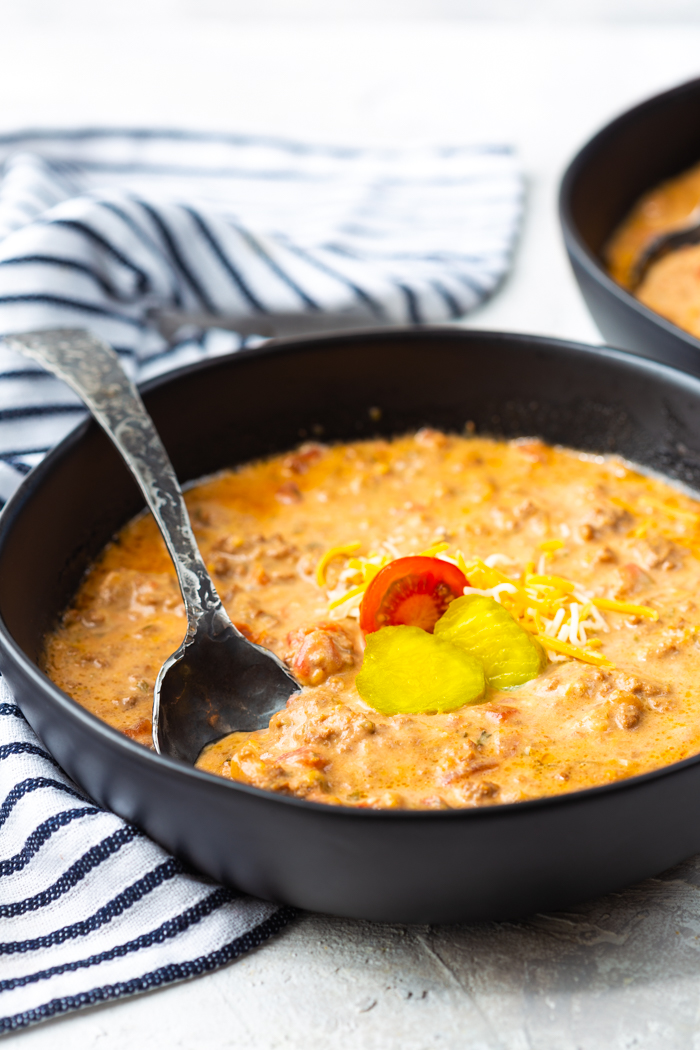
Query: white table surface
xmin=5 ymin=8 xmax=700 ymax=1047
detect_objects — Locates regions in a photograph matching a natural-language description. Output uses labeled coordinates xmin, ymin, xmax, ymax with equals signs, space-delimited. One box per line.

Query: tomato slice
xmin=359 ymin=556 xmax=468 ymax=634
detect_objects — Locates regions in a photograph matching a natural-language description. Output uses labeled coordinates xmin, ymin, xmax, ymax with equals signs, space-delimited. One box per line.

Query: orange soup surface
xmin=43 ymin=431 xmax=700 ymax=809
xmin=606 ymin=159 xmax=700 ymax=339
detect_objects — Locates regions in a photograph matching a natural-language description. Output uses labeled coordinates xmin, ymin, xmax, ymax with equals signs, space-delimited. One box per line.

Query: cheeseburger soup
xmin=43 ymin=432 xmax=700 ymax=809
xmin=606 ymin=159 xmax=700 ymax=339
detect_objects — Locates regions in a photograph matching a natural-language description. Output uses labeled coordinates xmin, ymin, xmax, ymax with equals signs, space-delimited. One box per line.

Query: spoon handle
xmin=4 ymin=328 xmax=219 ymax=628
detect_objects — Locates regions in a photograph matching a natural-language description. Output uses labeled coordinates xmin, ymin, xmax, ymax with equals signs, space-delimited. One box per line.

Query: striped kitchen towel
xmin=0 ymin=679 xmax=293 ymax=1034
xmin=0 ymin=128 xmax=524 ymax=1032
xmin=0 ymin=128 xmax=523 ymax=504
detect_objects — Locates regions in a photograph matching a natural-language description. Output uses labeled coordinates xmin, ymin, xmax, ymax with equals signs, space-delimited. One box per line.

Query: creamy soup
xmin=43 ymin=432 xmax=700 ymax=809
xmin=606 ymin=160 xmax=700 ymax=339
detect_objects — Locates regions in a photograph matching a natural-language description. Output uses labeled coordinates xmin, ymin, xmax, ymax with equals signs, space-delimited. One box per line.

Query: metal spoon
xmin=4 ymin=328 xmax=299 ymax=765
xmin=630 ymin=208 xmax=700 ymax=290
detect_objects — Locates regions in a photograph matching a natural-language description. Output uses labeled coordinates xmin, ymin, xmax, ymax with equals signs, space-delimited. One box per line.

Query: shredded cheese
xmin=537 ymin=634 xmax=615 ymax=669
xmin=628 ymin=520 xmax=652 ymax=540
xmin=539 ymin=539 xmax=564 ymax=553
xmin=316 ymin=536 xmax=635 ymax=671
xmin=591 ymin=597 xmax=658 ymax=621
xmin=327 ymin=583 xmax=366 ymax=611
xmin=419 ymin=542 xmax=450 ymax=558
xmin=315 ymin=541 xmax=361 ymax=587
xmin=526 ymin=574 xmax=576 ymax=594
xmin=456 ymin=551 xmax=471 ymax=577
xmin=609 ymin=496 xmax=638 ymax=516
xmin=484 ymin=553 xmax=513 ymax=567
xmin=611 ymin=493 xmax=700 ymax=552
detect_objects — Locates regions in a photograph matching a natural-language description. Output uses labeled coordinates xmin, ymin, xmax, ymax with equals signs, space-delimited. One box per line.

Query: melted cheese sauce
xmin=605 ymin=160 xmax=700 ymax=339
xmin=43 ymin=432 xmax=700 ymax=809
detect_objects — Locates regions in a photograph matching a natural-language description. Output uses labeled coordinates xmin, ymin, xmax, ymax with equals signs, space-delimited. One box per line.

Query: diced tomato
xmin=285 ymin=622 xmax=356 ymax=686
xmin=233 ymin=621 xmax=256 ymax=642
xmin=123 ymin=718 xmax=153 ymax=746
xmin=359 ymin=556 xmax=467 ymax=634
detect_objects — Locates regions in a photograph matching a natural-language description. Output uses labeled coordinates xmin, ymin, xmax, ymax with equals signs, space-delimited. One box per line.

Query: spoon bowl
xmin=154 ymin=609 xmax=300 ymax=764
xmin=4 ymin=328 xmax=298 ymax=764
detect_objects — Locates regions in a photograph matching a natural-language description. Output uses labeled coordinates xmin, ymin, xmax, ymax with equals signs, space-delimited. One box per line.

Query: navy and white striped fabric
xmin=0 ymin=128 xmax=523 ymax=503
xmin=0 ymin=681 xmax=293 ymax=1034
xmin=0 ymin=128 xmax=523 ymax=1032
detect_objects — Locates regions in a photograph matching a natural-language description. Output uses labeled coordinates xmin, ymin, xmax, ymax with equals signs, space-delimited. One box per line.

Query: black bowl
xmin=560 ymin=76 xmax=700 ymax=377
xmin=5 ymin=326 xmax=700 ymax=924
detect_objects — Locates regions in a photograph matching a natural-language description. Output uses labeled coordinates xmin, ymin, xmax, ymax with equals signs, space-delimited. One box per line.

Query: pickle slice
xmin=355 ymin=625 xmax=486 ymax=715
xmin=434 ymin=595 xmax=545 ymax=689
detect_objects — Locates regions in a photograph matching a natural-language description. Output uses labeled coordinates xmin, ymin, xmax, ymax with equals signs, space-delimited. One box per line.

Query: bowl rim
xmin=4 ymin=324 xmax=700 ymax=823
xmin=558 ymin=75 xmax=700 ymax=355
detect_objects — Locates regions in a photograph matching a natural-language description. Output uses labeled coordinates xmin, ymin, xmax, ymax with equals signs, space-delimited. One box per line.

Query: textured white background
xmin=4 ymin=2 xmax=700 ymax=1047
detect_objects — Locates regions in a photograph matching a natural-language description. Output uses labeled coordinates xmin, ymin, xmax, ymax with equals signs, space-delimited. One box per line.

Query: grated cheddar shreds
xmin=611 ymin=493 xmax=700 ymax=526
xmin=327 ymin=583 xmax=366 ymax=611
xmin=525 ymin=574 xmax=576 ymax=594
xmin=537 ymin=634 xmax=616 ymax=669
xmin=592 ymin=597 xmax=659 ymax=621
xmin=539 ymin=539 xmax=565 ymax=553
xmin=316 ymin=535 xmax=659 ymax=672
xmin=419 ymin=542 xmax=451 ymax=558
xmin=315 ymin=541 xmax=361 ymax=587
xmin=610 ymin=492 xmax=700 ymax=556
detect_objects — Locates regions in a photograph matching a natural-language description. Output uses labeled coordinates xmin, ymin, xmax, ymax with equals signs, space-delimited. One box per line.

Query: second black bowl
xmin=560 ymin=76 xmax=700 ymax=377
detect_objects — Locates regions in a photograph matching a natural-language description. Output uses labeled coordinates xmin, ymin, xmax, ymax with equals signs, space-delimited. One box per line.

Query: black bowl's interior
xmin=560 ymin=76 xmax=700 ymax=376
xmin=5 ymin=328 xmax=700 ymax=923
xmin=6 ymin=325 xmax=700 ymax=658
